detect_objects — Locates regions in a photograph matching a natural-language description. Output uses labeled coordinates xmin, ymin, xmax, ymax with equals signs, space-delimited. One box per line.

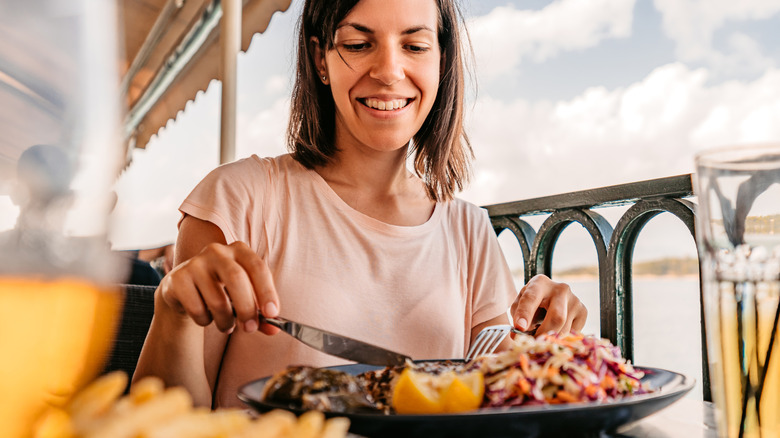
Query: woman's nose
xmin=369 ymin=46 xmax=405 ymax=85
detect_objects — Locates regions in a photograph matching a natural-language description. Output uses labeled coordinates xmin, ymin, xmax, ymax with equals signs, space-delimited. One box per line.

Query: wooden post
xmin=220 ymin=0 xmax=240 ymax=164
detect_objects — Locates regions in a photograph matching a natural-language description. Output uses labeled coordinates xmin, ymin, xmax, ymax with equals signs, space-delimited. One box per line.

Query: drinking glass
xmin=0 ymin=1 xmax=125 ymax=436
xmin=694 ymin=144 xmax=780 ymax=438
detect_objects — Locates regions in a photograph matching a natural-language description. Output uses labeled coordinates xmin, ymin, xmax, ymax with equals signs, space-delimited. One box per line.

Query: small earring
xmin=322 ymin=75 xmax=327 ymax=82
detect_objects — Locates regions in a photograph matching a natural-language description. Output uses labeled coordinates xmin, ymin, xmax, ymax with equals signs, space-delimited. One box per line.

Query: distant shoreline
xmin=553 ymin=274 xmax=700 ymax=281
xmin=524 ymin=257 xmax=701 ymax=280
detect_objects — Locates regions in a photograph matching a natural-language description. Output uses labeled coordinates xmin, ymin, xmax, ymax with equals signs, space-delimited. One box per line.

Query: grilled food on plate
xmin=262 ymin=332 xmax=651 ymax=414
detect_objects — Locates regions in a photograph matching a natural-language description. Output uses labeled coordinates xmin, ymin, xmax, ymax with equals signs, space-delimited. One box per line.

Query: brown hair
xmin=286 ymin=0 xmax=473 ymax=202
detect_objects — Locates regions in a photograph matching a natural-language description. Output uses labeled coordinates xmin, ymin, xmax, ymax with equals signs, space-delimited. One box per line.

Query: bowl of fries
xmin=33 ymin=371 xmax=350 ymax=438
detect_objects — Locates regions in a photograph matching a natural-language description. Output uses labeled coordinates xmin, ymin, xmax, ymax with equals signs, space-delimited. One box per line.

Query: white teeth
xmin=364 ymin=98 xmax=408 ymax=110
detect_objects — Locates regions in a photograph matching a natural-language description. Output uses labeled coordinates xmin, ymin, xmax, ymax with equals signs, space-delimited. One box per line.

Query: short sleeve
xmin=178 ymin=156 xmax=268 ymax=245
xmin=467 ymin=208 xmax=517 ymax=327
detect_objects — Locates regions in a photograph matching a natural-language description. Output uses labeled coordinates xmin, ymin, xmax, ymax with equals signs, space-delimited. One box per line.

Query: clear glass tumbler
xmin=694 ymin=144 xmax=780 ymax=438
xmin=0 ymin=1 xmax=126 ymax=436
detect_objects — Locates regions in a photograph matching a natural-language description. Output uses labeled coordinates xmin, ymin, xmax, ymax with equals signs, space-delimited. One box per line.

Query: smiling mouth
xmin=358 ymin=98 xmax=412 ymax=111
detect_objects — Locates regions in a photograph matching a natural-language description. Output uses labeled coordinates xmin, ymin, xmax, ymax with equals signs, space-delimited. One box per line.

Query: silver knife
xmin=260 ymin=315 xmax=411 ymax=367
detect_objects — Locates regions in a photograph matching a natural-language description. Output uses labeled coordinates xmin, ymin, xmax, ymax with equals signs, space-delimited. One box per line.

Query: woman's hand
xmin=157 ymin=216 xmax=281 ymax=336
xmin=509 ymin=274 xmax=587 ymax=335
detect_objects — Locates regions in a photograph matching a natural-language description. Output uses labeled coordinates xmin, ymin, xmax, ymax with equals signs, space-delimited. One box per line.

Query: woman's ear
xmin=309 ymin=37 xmax=329 ymax=85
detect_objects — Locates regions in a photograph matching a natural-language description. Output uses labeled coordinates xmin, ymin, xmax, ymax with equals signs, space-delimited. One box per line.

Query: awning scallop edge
xmin=122 ymin=0 xmax=292 ymax=155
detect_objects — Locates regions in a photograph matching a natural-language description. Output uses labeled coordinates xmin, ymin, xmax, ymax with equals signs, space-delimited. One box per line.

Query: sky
xmin=101 ymin=0 xmax=780 ymax=272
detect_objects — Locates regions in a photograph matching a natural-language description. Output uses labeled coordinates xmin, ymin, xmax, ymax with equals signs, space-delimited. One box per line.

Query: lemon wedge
xmin=391 ymin=369 xmax=484 ymax=414
xmin=442 ymin=371 xmax=484 ymax=413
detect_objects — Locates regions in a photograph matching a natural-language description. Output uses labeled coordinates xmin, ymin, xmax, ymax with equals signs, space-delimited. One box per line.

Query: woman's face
xmin=317 ymin=0 xmax=441 ymax=156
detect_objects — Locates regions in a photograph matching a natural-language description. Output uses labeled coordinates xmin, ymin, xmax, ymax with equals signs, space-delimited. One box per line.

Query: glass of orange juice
xmin=694 ymin=144 xmax=780 ymax=438
xmin=0 ymin=1 xmax=126 ymax=436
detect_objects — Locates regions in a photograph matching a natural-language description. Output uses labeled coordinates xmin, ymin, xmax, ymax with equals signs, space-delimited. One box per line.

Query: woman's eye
xmin=406 ymin=44 xmax=430 ymax=53
xmin=342 ymin=43 xmax=369 ymax=51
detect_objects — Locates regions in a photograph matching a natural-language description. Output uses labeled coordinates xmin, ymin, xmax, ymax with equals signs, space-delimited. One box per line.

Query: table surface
xmin=606 ymin=397 xmax=718 ymax=438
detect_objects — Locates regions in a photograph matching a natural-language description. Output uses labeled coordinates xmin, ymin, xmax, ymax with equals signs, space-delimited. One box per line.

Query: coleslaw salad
xmin=469 ymin=332 xmax=651 ymax=407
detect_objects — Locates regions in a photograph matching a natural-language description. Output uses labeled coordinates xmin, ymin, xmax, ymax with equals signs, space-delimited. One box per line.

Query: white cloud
xmin=463 ymin=63 xmax=780 ymax=272
xmin=110 ymin=87 xmax=292 ymax=250
xmin=238 ymin=96 xmax=291 ymax=159
xmin=264 ymin=74 xmax=289 ymax=95
xmin=653 ymin=0 xmax=780 ymax=76
xmin=111 ymin=87 xmax=221 ymax=249
xmin=111 ymin=136 xmax=217 ymax=249
xmin=690 ymin=69 xmax=780 ymax=146
xmin=468 ymin=0 xmax=635 ymax=81
xmin=460 ymin=63 xmax=780 ymax=207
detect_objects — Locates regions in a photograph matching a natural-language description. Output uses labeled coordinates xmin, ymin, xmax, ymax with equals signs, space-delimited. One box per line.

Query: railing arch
xmin=483 ymin=175 xmax=711 ymax=399
xmin=606 ymin=197 xmax=696 ymax=356
xmin=492 ymin=216 xmax=535 ymax=284
xmin=531 ymin=209 xmax=612 ymax=280
xmin=604 ymin=197 xmax=708 ymax=399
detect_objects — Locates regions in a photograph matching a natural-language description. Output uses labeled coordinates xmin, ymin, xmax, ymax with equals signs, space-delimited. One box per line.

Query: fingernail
xmin=264 ymin=302 xmax=278 ymax=317
xmin=244 ymin=318 xmax=258 ymax=333
xmin=227 ymin=324 xmax=235 ymax=334
xmin=517 ymin=318 xmax=528 ymax=331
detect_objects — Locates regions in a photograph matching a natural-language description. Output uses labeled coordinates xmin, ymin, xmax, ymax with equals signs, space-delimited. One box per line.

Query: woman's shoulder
xmin=216 ymin=153 xmax=293 ymax=172
xmin=203 ymin=153 xmax=301 ymax=183
xmin=440 ymin=197 xmax=492 ymax=230
xmin=445 ymin=197 xmax=490 ymax=218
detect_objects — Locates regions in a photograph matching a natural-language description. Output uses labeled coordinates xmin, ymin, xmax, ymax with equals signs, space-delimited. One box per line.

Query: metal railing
xmin=483 ymin=174 xmax=710 ymax=400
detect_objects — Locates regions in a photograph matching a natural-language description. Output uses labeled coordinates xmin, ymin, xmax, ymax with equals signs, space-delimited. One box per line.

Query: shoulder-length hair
xmin=287 ymin=0 xmax=473 ymax=202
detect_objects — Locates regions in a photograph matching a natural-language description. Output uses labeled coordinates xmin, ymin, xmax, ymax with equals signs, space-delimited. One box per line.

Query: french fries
xmin=33 ymin=371 xmax=350 ymax=438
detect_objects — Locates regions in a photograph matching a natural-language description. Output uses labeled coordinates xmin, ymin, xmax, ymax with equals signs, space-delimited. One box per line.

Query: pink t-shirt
xmin=179 ymin=154 xmax=516 ymax=407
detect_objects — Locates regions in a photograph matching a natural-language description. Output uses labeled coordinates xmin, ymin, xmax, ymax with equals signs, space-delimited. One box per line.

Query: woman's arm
xmin=132 ymin=215 xmax=280 ymax=407
xmin=471 ymin=275 xmax=588 ymax=353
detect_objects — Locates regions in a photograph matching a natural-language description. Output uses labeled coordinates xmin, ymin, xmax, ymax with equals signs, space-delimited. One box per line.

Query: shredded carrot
xmin=557 ymin=333 xmax=583 ymax=348
xmin=519 ymin=354 xmax=530 ymax=376
xmin=585 ymin=384 xmax=607 ymax=400
xmin=516 ymin=378 xmax=531 ymax=395
xmin=600 ymin=374 xmax=616 ymax=390
xmin=555 ymin=390 xmax=579 ymax=403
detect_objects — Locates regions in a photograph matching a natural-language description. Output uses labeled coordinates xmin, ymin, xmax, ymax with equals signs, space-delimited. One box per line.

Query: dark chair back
xmin=102 ymin=284 xmax=156 ymax=390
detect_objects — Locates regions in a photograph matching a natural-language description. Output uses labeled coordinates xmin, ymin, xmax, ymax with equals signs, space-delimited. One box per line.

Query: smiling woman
xmin=311 ymin=0 xmax=442 ymax=167
xmin=133 ymin=0 xmax=586 ymax=410
xmin=290 ymin=0 xmax=470 ymax=203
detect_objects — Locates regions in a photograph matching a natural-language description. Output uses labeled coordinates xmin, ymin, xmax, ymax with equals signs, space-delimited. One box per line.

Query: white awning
xmin=120 ymin=0 xmax=292 ymax=160
xmin=0 ymin=0 xmax=292 ymax=183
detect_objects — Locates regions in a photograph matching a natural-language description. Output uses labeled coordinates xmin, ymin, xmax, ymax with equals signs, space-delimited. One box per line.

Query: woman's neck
xmin=319 ymin=147 xmax=410 ymax=195
xmin=314 ymin=147 xmax=435 ymax=226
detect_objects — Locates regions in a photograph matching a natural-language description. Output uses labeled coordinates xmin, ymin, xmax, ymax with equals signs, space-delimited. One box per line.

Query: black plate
xmin=237 ymin=362 xmax=694 ymax=438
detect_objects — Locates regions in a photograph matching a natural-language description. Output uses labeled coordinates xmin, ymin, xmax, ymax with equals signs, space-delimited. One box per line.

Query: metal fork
xmin=465 ymin=325 xmax=517 ymax=361
xmin=465 ymin=310 xmax=545 ymax=361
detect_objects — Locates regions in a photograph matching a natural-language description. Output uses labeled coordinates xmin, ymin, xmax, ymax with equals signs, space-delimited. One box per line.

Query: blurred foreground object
xmin=0 ymin=1 xmax=126 ymax=436
xmin=33 ymin=371 xmax=350 ymax=438
xmin=694 ymin=144 xmax=780 ymax=438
